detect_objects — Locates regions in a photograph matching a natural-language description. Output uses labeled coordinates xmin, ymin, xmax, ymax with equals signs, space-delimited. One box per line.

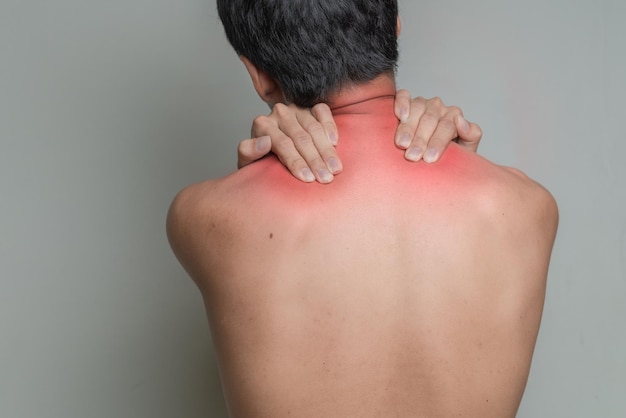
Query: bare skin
xmin=167 ymin=76 xmax=558 ymax=418
xmin=237 ymin=92 xmax=483 ymax=183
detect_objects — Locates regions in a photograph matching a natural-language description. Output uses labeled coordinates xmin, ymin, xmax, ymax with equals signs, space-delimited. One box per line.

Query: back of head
xmin=217 ymin=0 xmax=399 ymax=107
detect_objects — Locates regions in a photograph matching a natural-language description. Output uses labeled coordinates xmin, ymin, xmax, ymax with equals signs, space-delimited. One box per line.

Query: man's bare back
xmin=167 ymin=78 xmax=558 ymax=418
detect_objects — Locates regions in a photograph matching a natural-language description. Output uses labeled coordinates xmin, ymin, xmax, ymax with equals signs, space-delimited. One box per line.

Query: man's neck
xmin=325 ymin=75 xmax=397 ymax=114
xmin=313 ymin=76 xmax=401 ymax=166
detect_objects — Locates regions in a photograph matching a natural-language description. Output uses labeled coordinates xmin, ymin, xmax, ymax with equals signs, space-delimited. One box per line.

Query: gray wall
xmin=1 ymin=1 xmax=624 ymax=417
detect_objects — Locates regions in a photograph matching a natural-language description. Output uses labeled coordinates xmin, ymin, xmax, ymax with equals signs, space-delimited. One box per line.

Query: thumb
xmin=455 ymin=116 xmax=483 ymax=153
xmin=237 ymin=136 xmax=272 ymax=169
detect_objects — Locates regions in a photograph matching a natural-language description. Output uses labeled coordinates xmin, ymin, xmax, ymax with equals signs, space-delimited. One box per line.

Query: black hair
xmin=217 ymin=0 xmax=399 ymax=107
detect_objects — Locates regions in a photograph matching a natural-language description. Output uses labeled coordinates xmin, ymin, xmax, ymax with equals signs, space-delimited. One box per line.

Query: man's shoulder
xmin=167 ymin=166 xmax=259 ymax=218
xmin=499 ymin=165 xmax=557 ymax=218
xmin=433 ymin=145 xmax=557 ymax=235
xmin=435 ymin=145 xmax=557 ymax=213
xmin=474 ymin=162 xmax=559 ymax=242
xmin=167 ymin=179 xmax=221 ymax=222
xmin=166 ymin=178 xmax=235 ymax=276
xmin=166 ymin=167 xmax=277 ymax=242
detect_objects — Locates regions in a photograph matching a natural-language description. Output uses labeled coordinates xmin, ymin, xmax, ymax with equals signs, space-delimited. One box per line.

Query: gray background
xmin=1 ymin=1 xmax=624 ymax=417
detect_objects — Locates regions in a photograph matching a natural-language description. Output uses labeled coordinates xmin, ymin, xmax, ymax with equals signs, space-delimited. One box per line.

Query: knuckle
xmin=311 ymin=104 xmax=333 ymax=123
xmin=324 ymin=121 xmax=338 ymax=132
xmin=273 ymin=102 xmax=289 ymax=116
xmin=304 ymin=121 xmax=325 ymax=136
xmin=292 ymin=131 xmax=314 ymax=145
xmin=312 ymin=102 xmax=330 ymax=114
xmin=412 ymin=133 xmax=429 ymax=146
xmin=397 ymin=89 xmax=411 ymax=100
xmin=430 ymin=134 xmax=454 ymax=147
xmin=307 ymin=156 xmax=325 ymax=169
xmin=276 ymin=135 xmax=296 ymax=150
xmin=448 ymin=105 xmax=462 ymax=115
xmin=285 ymin=157 xmax=306 ymax=174
xmin=420 ymin=112 xmax=439 ymax=125
xmin=428 ymin=96 xmax=443 ymax=107
xmin=431 ymin=124 xmax=459 ymax=145
xmin=252 ymin=115 xmax=270 ymax=130
xmin=410 ymin=99 xmax=426 ymax=114
xmin=438 ymin=118 xmax=456 ymax=132
xmin=251 ymin=115 xmax=272 ymax=137
xmin=413 ymin=138 xmax=429 ymax=149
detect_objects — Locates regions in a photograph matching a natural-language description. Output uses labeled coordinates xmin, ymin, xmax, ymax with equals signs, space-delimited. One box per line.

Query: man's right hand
xmin=238 ymin=102 xmax=340 ymax=183
xmin=237 ymin=92 xmax=483 ymax=183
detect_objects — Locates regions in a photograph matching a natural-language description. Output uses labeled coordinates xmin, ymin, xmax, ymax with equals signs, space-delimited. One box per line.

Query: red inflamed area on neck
xmin=232 ymin=81 xmax=492 ymax=209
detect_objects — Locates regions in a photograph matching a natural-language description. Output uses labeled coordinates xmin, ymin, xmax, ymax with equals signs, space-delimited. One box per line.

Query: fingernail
xmin=301 ymin=168 xmax=315 ymax=182
xmin=255 ymin=136 xmax=270 ymax=153
xmin=329 ymin=131 xmax=338 ymax=146
xmin=398 ymin=133 xmax=411 ymax=148
xmin=405 ymin=147 xmax=423 ymax=161
xmin=328 ymin=157 xmax=342 ymax=174
xmin=400 ymin=107 xmax=409 ymax=123
xmin=317 ymin=168 xmax=333 ymax=183
xmin=423 ymin=149 xmax=439 ymax=163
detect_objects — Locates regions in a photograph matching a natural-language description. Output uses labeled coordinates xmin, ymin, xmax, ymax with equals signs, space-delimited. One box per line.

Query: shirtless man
xmin=167 ymin=1 xmax=558 ymax=417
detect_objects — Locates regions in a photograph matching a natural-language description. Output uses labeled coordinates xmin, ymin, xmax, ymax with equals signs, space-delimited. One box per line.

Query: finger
xmin=394 ymin=89 xmax=412 ymax=123
xmin=252 ymin=113 xmax=316 ymax=182
xmin=237 ymin=136 xmax=271 ymax=169
xmin=308 ymin=104 xmax=343 ymax=174
xmin=421 ymin=109 xmax=461 ymax=163
xmin=272 ymin=104 xmax=334 ymax=183
xmin=272 ymin=134 xmax=317 ymax=182
xmin=455 ymin=115 xmax=483 ymax=153
xmin=403 ymin=97 xmax=444 ymax=162
xmin=395 ymin=96 xmax=427 ymax=151
xmin=311 ymin=103 xmax=339 ymax=146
